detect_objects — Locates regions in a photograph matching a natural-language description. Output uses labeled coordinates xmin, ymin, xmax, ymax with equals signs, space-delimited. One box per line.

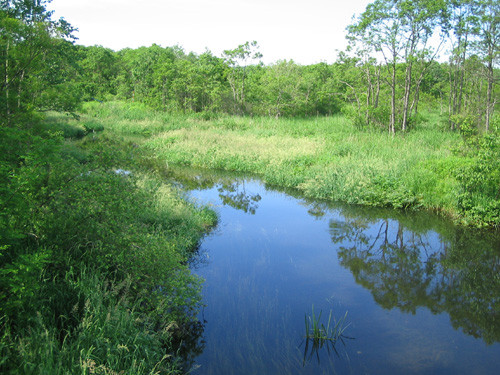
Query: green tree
xmin=78 ymin=45 xmax=119 ymax=101
xmin=300 ymin=63 xmax=344 ymax=116
xmin=222 ymin=41 xmax=262 ymax=114
xmin=259 ymin=60 xmax=304 ymax=117
xmin=0 ymin=0 xmax=76 ymax=124
xmin=347 ymin=0 xmax=447 ymax=132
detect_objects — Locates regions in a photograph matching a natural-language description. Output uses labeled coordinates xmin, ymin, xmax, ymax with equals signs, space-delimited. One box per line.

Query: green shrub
xmin=82 ymin=120 xmax=105 ymax=133
xmin=0 ymin=117 xmax=216 ymax=374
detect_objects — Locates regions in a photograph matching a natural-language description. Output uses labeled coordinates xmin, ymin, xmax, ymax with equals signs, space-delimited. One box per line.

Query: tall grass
xmin=77 ymin=101 xmax=498 ymax=227
xmin=1 ymin=113 xmax=217 ymax=374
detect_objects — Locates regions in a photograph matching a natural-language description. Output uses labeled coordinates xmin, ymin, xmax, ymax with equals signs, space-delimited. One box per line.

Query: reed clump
xmin=303 ymin=305 xmax=352 ymax=364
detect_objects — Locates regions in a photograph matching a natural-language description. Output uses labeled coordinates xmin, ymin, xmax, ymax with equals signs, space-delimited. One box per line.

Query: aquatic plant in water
xmin=303 ymin=305 xmax=352 ymax=364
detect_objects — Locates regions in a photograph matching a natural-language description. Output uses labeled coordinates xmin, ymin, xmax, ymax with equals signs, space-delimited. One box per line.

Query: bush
xmin=0 ymin=119 xmax=216 ymax=373
xmin=453 ymin=119 xmax=500 ymax=227
xmin=82 ymin=120 xmax=105 ymax=133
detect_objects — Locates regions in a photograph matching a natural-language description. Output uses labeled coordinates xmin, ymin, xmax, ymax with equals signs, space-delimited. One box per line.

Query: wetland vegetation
xmin=1 ymin=0 xmax=499 ymax=373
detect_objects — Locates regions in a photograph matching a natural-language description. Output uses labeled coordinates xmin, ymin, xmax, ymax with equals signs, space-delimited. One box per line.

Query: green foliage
xmin=0 ymin=112 xmax=216 ymax=373
xmin=453 ymin=118 xmax=500 ymax=226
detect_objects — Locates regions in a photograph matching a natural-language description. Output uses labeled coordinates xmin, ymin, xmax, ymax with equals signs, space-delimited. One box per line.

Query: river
xmin=168 ymin=168 xmax=500 ymax=375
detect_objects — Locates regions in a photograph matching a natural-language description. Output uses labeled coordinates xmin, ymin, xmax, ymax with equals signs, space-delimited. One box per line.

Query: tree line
xmin=2 ymin=1 xmax=498 ymax=134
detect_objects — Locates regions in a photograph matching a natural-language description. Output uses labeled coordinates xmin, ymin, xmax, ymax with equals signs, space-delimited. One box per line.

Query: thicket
xmin=0 ymin=115 xmax=216 ymax=373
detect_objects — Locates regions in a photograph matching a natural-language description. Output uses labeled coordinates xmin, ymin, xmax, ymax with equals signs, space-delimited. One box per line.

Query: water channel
xmin=168 ymin=168 xmax=500 ymax=375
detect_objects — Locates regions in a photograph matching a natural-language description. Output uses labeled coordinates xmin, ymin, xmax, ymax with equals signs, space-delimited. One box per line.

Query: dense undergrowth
xmin=0 ymin=113 xmax=216 ymax=374
xmin=80 ymin=101 xmax=499 ymax=228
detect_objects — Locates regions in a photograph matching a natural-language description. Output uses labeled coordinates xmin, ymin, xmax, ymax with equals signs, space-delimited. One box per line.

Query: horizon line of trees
xmin=1 ymin=0 xmax=498 ymax=134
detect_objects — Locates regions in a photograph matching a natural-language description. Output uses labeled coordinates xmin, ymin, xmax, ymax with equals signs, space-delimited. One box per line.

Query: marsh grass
xmin=77 ymin=101 xmax=498 ymax=226
xmin=305 ymin=306 xmax=350 ymax=342
xmin=303 ymin=306 xmax=352 ymax=364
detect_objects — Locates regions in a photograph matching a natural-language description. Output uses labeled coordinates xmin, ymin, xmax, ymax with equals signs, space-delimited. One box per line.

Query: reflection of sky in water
xmin=186 ymin=178 xmax=500 ymax=375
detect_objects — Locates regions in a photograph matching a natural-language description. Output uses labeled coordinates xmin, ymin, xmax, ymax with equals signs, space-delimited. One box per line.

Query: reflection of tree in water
xmin=217 ymin=182 xmax=261 ymax=214
xmin=329 ymin=213 xmax=500 ymax=344
xmin=167 ymin=166 xmax=262 ymax=214
xmin=170 ymin=319 xmax=205 ymax=373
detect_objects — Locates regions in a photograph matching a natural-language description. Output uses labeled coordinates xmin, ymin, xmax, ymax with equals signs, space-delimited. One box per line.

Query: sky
xmin=48 ymin=0 xmax=372 ymax=65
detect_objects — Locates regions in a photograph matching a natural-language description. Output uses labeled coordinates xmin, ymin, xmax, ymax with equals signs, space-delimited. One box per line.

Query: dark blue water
xmin=176 ymin=171 xmax=500 ymax=375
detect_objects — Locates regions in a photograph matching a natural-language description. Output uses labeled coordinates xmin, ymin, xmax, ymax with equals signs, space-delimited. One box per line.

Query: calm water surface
xmin=172 ymin=169 xmax=500 ymax=375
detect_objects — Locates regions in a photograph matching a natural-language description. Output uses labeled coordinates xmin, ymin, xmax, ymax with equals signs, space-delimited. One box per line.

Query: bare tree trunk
xmin=448 ymin=68 xmax=455 ymax=130
xmin=240 ymin=67 xmax=246 ymax=113
xmin=17 ymin=69 xmax=24 ymax=109
xmin=374 ymin=65 xmax=381 ymax=108
xmin=413 ymin=89 xmax=420 ymax=116
xmin=390 ymin=61 xmax=396 ymax=134
xmin=457 ymin=32 xmax=468 ymax=114
xmin=365 ymin=65 xmax=372 ymax=125
xmin=402 ymin=61 xmax=413 ymax=132
xmin=439 ymin=90 xmax=444 ymax=115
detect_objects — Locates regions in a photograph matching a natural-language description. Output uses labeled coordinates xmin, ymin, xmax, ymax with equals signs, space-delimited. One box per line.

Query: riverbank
xmin=80 ymin=101 xmax=498 ymax=228
xmin=0 ymin=114 xmax=216 ymax=373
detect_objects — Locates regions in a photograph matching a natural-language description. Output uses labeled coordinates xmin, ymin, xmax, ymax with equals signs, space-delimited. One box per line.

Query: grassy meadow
xmin=74 ymin=101 xmax=498 ymax=228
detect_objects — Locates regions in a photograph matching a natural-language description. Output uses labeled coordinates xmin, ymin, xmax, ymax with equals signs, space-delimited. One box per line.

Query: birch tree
xmin=475 ymin=0 xmax=499 ymax=132
xmin=347 ymin=0 xmax=447 ymax=133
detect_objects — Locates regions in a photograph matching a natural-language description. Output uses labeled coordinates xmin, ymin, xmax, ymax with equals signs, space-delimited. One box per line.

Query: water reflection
xmin=170 ymin=319 xmax=206 ymax=373
xmin=329 ymin=210 xmax=500 ymax=345
xmin=217 ymin=182 xmax=261 ymax=214
xmin=163 ymin=167 xmax=500 ymax=373
xmin=163 ymin=166 xmax=262 ymax=214
xmin=302 ymin=334 xmax=350 ymax=367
